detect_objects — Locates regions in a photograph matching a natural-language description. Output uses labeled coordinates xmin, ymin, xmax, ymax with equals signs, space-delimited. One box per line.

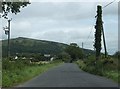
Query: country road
xmin=17 ymin=63 xmax=118 ymax=88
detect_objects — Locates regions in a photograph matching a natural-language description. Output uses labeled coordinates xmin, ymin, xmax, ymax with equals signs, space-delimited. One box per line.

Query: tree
xmin=1 ymin=0 xmax=30 ymax=19
xmin=70 ymin=43 xmax=78 ymax=47
xmin=113 ymin=51 xmax=120 ymax=58
xmin=65 ymin=43 xmax=83 ymax=62
xmin=57 ymin=52 xmax=71 ymax=63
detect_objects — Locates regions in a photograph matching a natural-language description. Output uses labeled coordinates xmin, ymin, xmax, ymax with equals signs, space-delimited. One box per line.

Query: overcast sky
xmin=1 ymin=1 xmax=118 ymax=55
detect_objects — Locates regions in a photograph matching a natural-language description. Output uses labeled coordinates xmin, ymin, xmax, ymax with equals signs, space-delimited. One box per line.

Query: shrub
xmin=76 ymin=55 xmax=119 ymax=83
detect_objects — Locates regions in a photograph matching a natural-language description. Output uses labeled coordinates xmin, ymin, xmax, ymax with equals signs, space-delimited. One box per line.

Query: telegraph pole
xmin=102 ymin=26 xmax=107 ymax=58
xmin=94 ymin=5 xmax=107 ymax=60
xmin=94 ymin=5 xmax=102 ymax=60
xmin=8 ymin=19 xmax=11 ymax=59
xmin=82 ymin=42 xmax=83 ymax=49
xmin=3 ymin=19 xmax=12 ymax=59
xmin=82 ymin=42 xmax=84 ymax=59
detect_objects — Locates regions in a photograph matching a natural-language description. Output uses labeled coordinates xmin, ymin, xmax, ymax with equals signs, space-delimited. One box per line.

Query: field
xmin=2 ymin=59 xmax=63 ymax=87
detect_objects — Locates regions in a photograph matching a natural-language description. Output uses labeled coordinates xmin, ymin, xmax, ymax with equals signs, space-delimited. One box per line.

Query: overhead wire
xmin=83 ymin=0 xmax=116 ymax=49
xmin=103 ymin=0 xmax=116 ymax=9
xmin=84 ymin=26 xmax=94 ymax=44
xmin=84 ymin=18 xmax=96 ymax=44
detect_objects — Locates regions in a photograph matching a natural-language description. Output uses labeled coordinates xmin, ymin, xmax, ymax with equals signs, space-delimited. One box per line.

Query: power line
xmin=83 ymin=0 xmax=116 ymax=47
xmin=84 ymin=19 xmax=96 ymax=44
xmin=84 ymin=27 xmax=93 ymax=43
xmin=103 ymin=0 xmax=116 ymax=9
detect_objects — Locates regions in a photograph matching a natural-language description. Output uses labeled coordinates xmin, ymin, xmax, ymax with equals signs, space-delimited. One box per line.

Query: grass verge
xmin=2 ymin=59 xmax=63 ymax=88
xmin=76 ymin=57 xmax=119 ymax=84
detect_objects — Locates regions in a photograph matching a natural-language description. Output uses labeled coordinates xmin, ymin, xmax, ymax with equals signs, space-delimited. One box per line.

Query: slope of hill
xmin=2 ymin=37 xmax=68 ymax=57
xmin=2 ymin=37 xmax=95 ymax=57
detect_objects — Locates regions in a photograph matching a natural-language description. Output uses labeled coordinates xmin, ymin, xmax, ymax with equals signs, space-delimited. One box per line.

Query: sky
xmin=1 ymin=0 xmax=118 ymax=55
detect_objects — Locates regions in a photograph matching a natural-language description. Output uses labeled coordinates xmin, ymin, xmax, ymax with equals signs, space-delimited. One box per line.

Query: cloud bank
xmin=1 ymin=1 xmax=118 ymax=54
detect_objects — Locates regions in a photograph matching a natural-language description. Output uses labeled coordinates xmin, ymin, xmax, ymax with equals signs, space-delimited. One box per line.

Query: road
xmin=17 ymin=63 xmax=118 ymax=87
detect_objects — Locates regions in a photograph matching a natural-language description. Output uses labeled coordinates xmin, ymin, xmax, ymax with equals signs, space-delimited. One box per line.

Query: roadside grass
xmin=2 ymin=59 xmax=63 ymax=88
xmin=0 ymin=60 xmax=2 ymax=87
xmin=76 ymin=56 xmax=119 ymax=83
xmin=104 ymin=70 xmax=119 ymax=83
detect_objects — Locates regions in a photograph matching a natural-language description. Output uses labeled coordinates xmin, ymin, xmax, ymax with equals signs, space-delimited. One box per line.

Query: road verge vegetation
xmin=76 ymin=55 xmax=119 ymax=83
xmin=2 ymin=59 xmax=63 ymax=87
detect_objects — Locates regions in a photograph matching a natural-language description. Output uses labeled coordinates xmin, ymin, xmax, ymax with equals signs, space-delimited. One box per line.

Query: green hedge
xmin=2 ymin=59 xmax=63 ymax=87
xmin=76 ymin=56 xmax=119 ymax=83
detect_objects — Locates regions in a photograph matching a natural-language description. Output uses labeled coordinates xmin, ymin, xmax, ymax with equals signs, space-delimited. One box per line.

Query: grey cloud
xmin=1 ymin=2 xmax=118 ymax=54
xmin=13 ymin=2 xmax=117 ymax=20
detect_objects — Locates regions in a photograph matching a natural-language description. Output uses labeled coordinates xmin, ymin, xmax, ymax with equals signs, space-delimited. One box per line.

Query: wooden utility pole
xmin=3 ymin=19 xmax=12 ymax=59
xmin=82 ymin=42 xmax=83 ymax=49
xmin=82 ymin=42 xmax=84 ymax=59
xmin=102 ymin=26 xmax=107 ymax=58
xmin=94 ymin=5 xmax=102 ymax=60
xmin=94 ymin=5 xmax=107 ymax=60
xmin=8 ymin=19 xmax=11 ymax=59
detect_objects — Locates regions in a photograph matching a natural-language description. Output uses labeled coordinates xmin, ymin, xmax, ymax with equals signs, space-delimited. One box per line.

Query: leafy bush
xmin=65 ymin=43 xmax=83 ymax=62
xmin=76 ymin=55 xmax=119 ymax=83
xmin=57 ymin=52 xmax=71 ymax=63
xmin=2 ymin=59 xmax=62 ymax=87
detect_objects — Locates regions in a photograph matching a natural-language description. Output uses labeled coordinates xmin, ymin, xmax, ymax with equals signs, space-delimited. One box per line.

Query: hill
xmin=2 ymin=37 xmax=95 ymax=57
xmin=2 ymin=37 xmax=68 ymax=57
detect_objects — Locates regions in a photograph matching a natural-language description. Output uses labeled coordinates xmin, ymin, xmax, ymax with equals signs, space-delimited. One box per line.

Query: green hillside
xmin=2 ymin=37 xmax=95 ymax=57
xmin=2 ymin=37 xmax=68 ymax=57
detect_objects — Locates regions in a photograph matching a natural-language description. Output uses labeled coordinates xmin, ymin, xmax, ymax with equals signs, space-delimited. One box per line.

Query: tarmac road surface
xmin=17 ymin=63 xmax=118 ymax=88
